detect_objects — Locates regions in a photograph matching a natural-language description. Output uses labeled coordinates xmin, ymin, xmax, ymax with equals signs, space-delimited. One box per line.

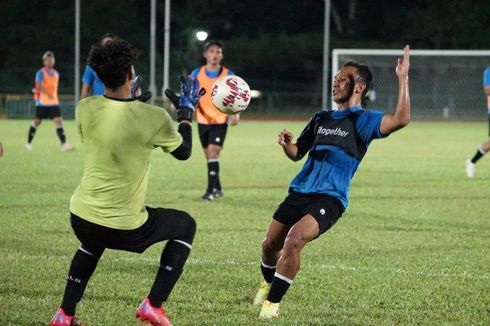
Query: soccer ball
xmin=211 ymin=76 xmax=251 ymax=115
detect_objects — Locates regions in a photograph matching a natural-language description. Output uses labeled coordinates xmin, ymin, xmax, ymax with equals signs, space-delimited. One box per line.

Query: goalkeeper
xmin=50 ymin=38 xmax=203 ymax=326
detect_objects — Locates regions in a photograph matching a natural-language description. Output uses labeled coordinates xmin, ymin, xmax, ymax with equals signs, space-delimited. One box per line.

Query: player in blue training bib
xmin=465 ymin=66 xmax=490 ymax=177
xmin=255 ymin=46 xmax=412 ymax=320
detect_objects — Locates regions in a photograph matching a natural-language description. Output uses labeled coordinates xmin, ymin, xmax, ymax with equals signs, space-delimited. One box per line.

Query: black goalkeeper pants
xmin=70 ymin=207 xmax=196 ymax=256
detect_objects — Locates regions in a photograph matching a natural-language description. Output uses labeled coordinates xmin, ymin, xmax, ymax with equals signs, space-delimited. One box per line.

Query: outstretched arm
xmin=380 ymin=45 xmax=411 ymax=135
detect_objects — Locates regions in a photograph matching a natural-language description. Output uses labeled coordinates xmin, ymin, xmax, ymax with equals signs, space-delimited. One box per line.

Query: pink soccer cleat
xmin=135 ymin=298 xmax=173 ymax=326
xmin=50 ymin=307 xmax=85 ymax=326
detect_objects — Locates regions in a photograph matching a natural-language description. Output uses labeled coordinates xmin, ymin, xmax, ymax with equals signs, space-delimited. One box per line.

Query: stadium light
xmin=195 ymin=31 xmax=208 ymax=42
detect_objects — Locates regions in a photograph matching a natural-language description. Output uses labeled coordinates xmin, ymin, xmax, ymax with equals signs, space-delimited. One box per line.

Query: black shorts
xmin=35 ymin=105 xmax=61 ymax=119
xmin=198 ymin=123 xmax=228 ymax=148
xmin=272 ymin=192 xmax=345 ymax=235
xmin=70 ymin=207 xmax=196 ymax=254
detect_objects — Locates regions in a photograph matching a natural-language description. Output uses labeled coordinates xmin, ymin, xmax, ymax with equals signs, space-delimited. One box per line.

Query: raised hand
xmin=165 ymin=76 xmax=206 ymax=122
xmin=396 ymin=45 xmax=410 ymax=80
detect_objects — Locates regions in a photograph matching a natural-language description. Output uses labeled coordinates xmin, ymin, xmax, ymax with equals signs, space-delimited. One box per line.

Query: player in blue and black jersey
xmin=465 ymin=66 xmax=490 ymax=177
xmin=255 ymin=46 xmax=411 ymax=319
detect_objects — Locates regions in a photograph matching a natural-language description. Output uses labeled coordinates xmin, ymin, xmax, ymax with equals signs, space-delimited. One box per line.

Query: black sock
xmin=27 ymin=125 xmax=37 ymax=143
xmin=61 ymin=247 xmax=103 ymax=316
xmin=215 ymin=175 xmax=222 ymax=191
xmin=260 ymin=262 xmax=276 ymax=283
xmin=207 ymin=160 xmax=219 ymax=192
xmin=56 ymin=127 xmax=66 ymax=144
xmin=470 ymin=148 xmax=486 ymax=163
xmin=266 ymin=273 xmax=292 ymax=303
xmin=148 ymin=240 xmax=192 ymax=307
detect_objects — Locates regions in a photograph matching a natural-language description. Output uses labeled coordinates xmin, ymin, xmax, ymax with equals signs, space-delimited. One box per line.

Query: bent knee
xmin=282 ymin=234 xmax=306 ymax=256
xmin=179 ymin=211 xmax=196 ymax=240
xmin=262 ymin=237 xmax=283 ymax=253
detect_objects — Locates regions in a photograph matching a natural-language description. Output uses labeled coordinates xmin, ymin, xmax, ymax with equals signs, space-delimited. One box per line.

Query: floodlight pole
xmin=162 ymin=0 xmax=171 ymax=98
xmin=322 ymin=0 xmax=331 ymax=110
xmin=75 ymin=0 xmax=80 ymax=105
xmin=149 ymin=0 xmax=156 ymax=104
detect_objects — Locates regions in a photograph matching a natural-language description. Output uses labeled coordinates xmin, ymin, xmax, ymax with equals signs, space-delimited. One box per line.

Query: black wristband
xmin=177 ymin=107 xmax=193 ymax=122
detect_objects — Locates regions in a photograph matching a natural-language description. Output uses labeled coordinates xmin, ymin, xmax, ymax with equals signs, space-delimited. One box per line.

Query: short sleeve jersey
xmin=82 ymin=65 xmax=105 ymax=96
xmin=484 ymin=67 xmax=490 ymax=87
xmin=289 ymin=106 xmax=386 ymax=208
xmin=70 ymin=96 xmax=183 ymax=230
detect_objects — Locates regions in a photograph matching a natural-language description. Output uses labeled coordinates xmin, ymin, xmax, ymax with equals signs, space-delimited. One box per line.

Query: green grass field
xmin=0 ymin=119 xmax=489 ymax=325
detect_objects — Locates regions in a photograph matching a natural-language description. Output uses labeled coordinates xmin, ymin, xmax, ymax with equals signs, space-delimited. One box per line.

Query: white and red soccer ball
xmin=211 ymin=76 xmax=251 ymax=115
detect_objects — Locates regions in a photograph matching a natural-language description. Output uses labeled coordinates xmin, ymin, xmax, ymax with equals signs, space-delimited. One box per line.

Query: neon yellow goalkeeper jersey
xmin=70 ymin=96 xmax=182 ymax=230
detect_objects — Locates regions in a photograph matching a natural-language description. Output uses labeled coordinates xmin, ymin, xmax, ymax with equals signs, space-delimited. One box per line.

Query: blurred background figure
xmin=26 ymin=51 xmax=73 ymax=152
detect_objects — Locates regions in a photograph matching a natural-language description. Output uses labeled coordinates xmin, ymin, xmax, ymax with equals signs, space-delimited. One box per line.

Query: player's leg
xmin=51 ymin=215 xmax=105 ymax=325
xmin=254 ymin=219 xmax=290 ymax=305
xmin=258 ymin=215 xmax=319 ymax=319
xmin=53 ymin=111 xmax=74 ymax=151
xmin=199 ymin=123 xmax=217 ymax=200
xmin=204 ymin=144 xmax=222 ymax=192
xmin=135 ymin=207 xmax=196 ymax=325
xmin=259 ymin=195 xmax=344 ymax=319
xmin=466 ymin=116 xmax=490 ymax=177
xmin=25 ymin=110 xmax=43 ymax=150
xmin=203 ymin=124 xmax=228 ymax=198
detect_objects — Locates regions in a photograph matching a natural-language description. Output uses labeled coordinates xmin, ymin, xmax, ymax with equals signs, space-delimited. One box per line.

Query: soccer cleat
xmin=466 ymin=159 xmax=475 ymax=178
xmin=135 ymin=298 xmax=173 ymax=326
xmin=61 ymin=143 xmax=75 ymax=152
xmin=201 ymin=191 xmax=215 ymax=201
xmin=259 ymin=300 xmax=280 ymax=319
xmin=50 ymin=308 xmax=85 ymax=326
xmin=24 ymin=143 xmax=33 ymax=151
xmin=253 ymin=280 xmax=271 ymax=305
xmin=212 ymin=188 xmax=224 ymax=199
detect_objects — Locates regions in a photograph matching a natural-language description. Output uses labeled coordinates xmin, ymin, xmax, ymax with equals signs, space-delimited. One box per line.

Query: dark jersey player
xmin=255 ymin=46 xmax=411 ymax=319
xmin=190 ymin=40 xmax=239 ymax=200
xmin=50 ymin=39 xmax=202 ymax=326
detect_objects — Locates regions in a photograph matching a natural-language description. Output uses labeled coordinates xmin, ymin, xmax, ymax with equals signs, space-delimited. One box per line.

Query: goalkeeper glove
xmin=131 ymin=75 xmax=153 ymax=103
xmin=165 ymin=76 xmax=205 ymax=122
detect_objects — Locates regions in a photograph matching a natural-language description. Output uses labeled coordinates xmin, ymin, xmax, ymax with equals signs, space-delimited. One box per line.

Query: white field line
xmin=1 ymin=254 xmax=488 ymax=281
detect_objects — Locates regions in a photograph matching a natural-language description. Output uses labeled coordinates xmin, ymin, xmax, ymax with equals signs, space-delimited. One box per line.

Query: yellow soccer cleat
xmin=259 ymin=300 xmax=280 ymax=319
xmin=253 ymin=280 xmax=271 ymax=305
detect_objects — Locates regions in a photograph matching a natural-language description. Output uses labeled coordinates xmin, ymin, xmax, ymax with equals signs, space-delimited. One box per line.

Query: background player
xmin=190 ymin=40 xmax=239 ymax=200
xmin=465 ymin=66 xmax=490 ymax=177
xmin=79 ymin=33 xmax=115 ymax=99
xmin=255 ymin=46 xmax=411 ymax=319
xmin=25 ymin=51 xmax=73 ymax=152
xmin=50 ymin=39 xmax=202 ymax=326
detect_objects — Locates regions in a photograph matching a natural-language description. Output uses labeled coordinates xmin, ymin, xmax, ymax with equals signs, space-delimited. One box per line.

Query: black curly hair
xmin=87 ymin=39 xmax=140 ymax=91
xmin=343 ymin=61 xmax=373 ymax=107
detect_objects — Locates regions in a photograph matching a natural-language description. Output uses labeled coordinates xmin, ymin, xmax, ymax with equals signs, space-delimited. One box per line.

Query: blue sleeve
xmin=82 ymin=65 xmax=94 ymax=85
xmin=36 ymin=70 xmax=43 ymax=83
xmin=484 ymin=68 xmax=490 ymax=87
xmin=190 ymin=68 xmax=200 ymax=79
xmin=227 ymin=69 xmax=234 ymax=76
xmin=357 ymin=110 xmax=386 ymax=143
